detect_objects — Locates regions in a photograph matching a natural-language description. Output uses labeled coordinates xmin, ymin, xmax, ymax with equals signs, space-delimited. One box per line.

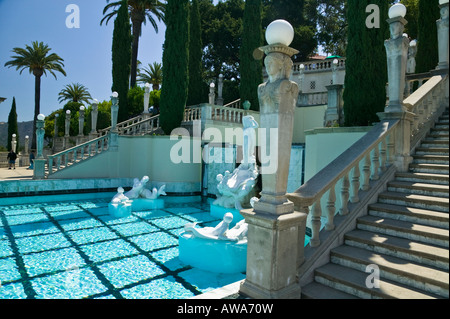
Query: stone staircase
xmin=302 ymin=108 xmax=449 ymax=299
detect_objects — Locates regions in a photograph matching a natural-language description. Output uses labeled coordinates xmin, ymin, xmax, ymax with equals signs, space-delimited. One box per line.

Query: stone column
xmin=12 ymin=134 xmax=17 ymax=153
xmin=78 ymin=106 xmax=85 ymax=136
xmin=378 ymin=4 xmax=414 ymax=172
xmin=33 ymin=114 xmax=46 ymax=179
xmin=90 ymin=99 xmax=99 ymax=139
xmin=64 ymin=110 xmax=71 ymax=150
xmin=144 ymin=83 xmax=151 ymax=114
xmin=436 ymin=0 xmax=449 ymax=70
xmin=384 ymin=14 xmax=409 ymax=113
xmin=239 ymin=20 xmax=307 ymax=299
xmin=110 ymin=92 xmax=119 ymax=151
xmin=24 ymin=135 xmax=29 ymax=155
xmin=217 ymin=74 xmax=224 ymax=106
xmin=324 ymin=84 xmax=344 ymax=127
xmin=332 ymin=59 xmax=339 ymax=85
xmin=208 ymin=82 xmax=215 ymax=105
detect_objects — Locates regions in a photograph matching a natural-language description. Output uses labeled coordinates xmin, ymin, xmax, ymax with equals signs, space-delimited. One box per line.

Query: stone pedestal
xmin=436 ymin=3 xmax=449 ymax=70
xmin=325 ymin=84 xmax=343 ymax=127
xmin=384 ymin=16 xmax=409 ymax=113
xmin=239 ymin=208 xmax=307 ymax=299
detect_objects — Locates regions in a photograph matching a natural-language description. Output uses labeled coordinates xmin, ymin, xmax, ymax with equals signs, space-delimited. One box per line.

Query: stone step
xmin=368 ymin=202 xmax=449 ymax=229
xmin=409 ymin=163 xmax=449 ymax=174
xmin=314 ymin=263 xmax=441 ymax=299
xmin=301 ymin=281 xmax=360 ymax=299
xmin=421 ymin=139 xmax=449 ymax=146
xmin=430 ymin=127 xmax=449 ymax=136
xmin=387 ymin=180 xmax=449 ymax=198
xmin=330 ymin=245 xmax=449 ymax=298
xmin=415 ymin=147 xmax=449 ymax=156
xmin=357 ymin=215 xmax=449 ymax=248
xmin=395 ymin=172 xmax=449 ymax=185
xmin=426 ymin=133 xmax=449 ymax=140
xmin=344 ymin=230 xmax=449 ymax=270
xmin=378 ymin=191 xmax=449 ymax=213
xmin=412 ymin=154 xmax=449 ymax=165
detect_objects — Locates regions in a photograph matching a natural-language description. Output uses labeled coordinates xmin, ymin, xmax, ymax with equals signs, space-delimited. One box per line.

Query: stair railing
xmin=47 ymin=134 xmax=110 ymax=176
xmin=287 ymin=74 xmax=448 ymax=283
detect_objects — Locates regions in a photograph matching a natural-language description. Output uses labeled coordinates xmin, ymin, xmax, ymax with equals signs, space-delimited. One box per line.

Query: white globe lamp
xmin=388 ymin=3 xmax=407 ymax=19
xmin=265 ymin=19 xmax=295 ymax=46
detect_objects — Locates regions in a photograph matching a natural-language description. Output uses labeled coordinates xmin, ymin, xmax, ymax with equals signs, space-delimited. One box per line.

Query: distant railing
xmin=298 ymin=92 xmax=328 ymax=106
xmin=293 ymin=58 xmax=346 ymax=73
xmin=119 ymin=114 xmax=160 ymax=136
xmin=287 ymin=74 xmax=447 ymax=278
xmin=223 ymin=99 xmax=242 ymax=109
xmin=47 ymin=134 xmax=109 ymax=176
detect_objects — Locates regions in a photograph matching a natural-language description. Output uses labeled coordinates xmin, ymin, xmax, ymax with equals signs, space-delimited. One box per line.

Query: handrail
xmin=47 ymin=134 xmax=110 ymax=176
xmin=287 ymin=73 xmax=447 ymax=276
xmin=119 ymin=114 xmax=161 ymax=136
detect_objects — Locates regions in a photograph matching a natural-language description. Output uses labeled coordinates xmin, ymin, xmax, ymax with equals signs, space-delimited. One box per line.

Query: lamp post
xmin=217 ymin=74 xmax=224 ymax=106
xmin=110 ymin=92 xmax=119 ymax=151
xmin=65 ymin=110 xmax=71 ymax=137
xmin=378 ymin=3 xmax=414 ymax=172
xmin=384 ymin=3 xmax=409 ymax=113
xmin=239 ymin=19 xmax=307 ymax=299
xmin=90 ymin=99 xmax=99 ymax=138
xmin=436 ymin=0 xmax=449 ymax=70
xmin=208 ymin=82 xmax=215 ymax=105
xmin=12 ymin=134 xmax=17 ymax=153
xmin=144 ymin=83 xmax=151 ymax=114
xmin=33 ymin=114 xmax=46 ymax=179
xmin=325 ymin=59 xmax=344 ymax=127
xmin=78 ymin=106 xmax=85 ymax=137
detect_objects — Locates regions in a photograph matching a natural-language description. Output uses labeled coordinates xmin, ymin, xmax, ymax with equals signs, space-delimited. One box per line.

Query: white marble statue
xmin=213 ymin=115 xmax=259 ymax=210
xmin=124 ymin=176 xmax=166 ymax=199
xmin=111 ymin=187 xmax=131 ymax=204
xmin=184 ymin=212 xmax=248 ymax=243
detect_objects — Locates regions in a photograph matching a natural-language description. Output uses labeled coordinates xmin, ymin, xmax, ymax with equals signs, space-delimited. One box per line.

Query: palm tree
xmin=58 ymin=83 xmax=92 ymax=104
xmin=138 ymin=62 xmax=162 ymax=90
xmin=4 ymin=41 xmax=66 ymax=149
xmin=101 ymin=0 xmax=165 ymax=88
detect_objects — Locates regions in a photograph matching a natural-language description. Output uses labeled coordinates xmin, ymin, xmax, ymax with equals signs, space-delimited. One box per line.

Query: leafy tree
xmin=4 ymin=41 xmax=66 ymax=149
xmin=159 ymin=0 xmax=190 ymax=135
xmin=111 ymin=0 xmax=132 ymax=123
xmin=58 ymin=83 xmax=92 ymax=105
xmin=305 ymin=0 xmax=347 ymax=56
xmin=7 ymin=97 xmax=19 ymax=152
xmin=102 ymin=0 xmax=165 ymax=88
xmin=187 ymin=0 xmax=205 ymax=106
xmin=240 ymin=0 xmax=263 ymax=111
xmin=127 ymin=86 xmax=145 ymax=117
xmin=138 ymin=62 xmax=163 ymax=90
xmin=262 ymin=0 xmax=317 ymax=61
xmin=343 ymin=0 xmax=388 ymax=127
xmin=401 ymin=0 xmax=419 ymax=40
xmin=415 ymin=0 xmax=439 ymax=73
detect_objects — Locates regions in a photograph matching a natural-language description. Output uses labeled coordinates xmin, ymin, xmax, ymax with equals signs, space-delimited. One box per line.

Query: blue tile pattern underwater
xmin=0 ymin=197 xmax=245 ymax=299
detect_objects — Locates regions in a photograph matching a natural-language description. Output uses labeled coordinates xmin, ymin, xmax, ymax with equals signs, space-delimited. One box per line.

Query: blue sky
xmin=0 ymin=0 xmax=166 ymax=122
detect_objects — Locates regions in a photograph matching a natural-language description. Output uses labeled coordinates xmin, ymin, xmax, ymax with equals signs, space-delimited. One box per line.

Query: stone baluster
xmin=310 ymin=200 xmax=322 ymax=247
xmin=339 ymin=173 xmax=350 ymax=216
xmin=326 ymin=185 xmax=336 ymax=231
xmin=371 ymin=145 xmax=380 ymax=180
xmin=362 ymin=153 xmax=371 ymax=191
xmin=351 ymin=164 xmax=360 ymax=203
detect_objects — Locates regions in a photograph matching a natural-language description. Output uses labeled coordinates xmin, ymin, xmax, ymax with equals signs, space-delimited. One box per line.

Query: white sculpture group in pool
xmin=109 ymin=176 xmax=166 ymax=217
xmin=213 ymin=115 xmax=259 ymax=210
xmin=184 ymin=212 xmax=248 ymax=243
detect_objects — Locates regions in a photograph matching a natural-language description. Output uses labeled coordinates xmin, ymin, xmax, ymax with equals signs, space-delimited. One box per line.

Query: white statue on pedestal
xmin=124 ymin=176 xmax=167 ymax=199
xmin=184 ymin=212 xmax=248 ymax=243
xmin=213 ymin=115 xmax=259 ymax=210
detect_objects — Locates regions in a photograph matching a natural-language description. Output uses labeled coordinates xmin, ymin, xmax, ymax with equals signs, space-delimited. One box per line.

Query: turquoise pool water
xmin=0 ymin=194 xmax=245 ymax=299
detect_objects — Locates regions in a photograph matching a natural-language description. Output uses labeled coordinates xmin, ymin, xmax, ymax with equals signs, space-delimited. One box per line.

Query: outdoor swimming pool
xmin=0 ymin=193 xmax=245 ymax=299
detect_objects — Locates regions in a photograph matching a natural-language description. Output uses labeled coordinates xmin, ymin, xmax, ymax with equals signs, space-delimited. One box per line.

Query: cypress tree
xmin=159 ymin=0 xmax=190 ymax=135
xmin=111 ymin=0 xmax=132 ymax=123
xmin=343 ymin=0 xmax=388 ymax=127
xmin=187 ymin=0 xmax=204 ymax=106
xmin=7 ymin=97 xmax=19 ymax=152
xmin=415 ymin=0 xmax=439 ymax=73
xmin=239 ymin=0 xmax=263 ymax=111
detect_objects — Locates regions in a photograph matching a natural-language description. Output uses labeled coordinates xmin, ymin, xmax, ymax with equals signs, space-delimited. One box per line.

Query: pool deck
xmin=0 ymin=167 xmax=33 ymax=181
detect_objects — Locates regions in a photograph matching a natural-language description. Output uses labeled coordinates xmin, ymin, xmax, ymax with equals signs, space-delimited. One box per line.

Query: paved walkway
xmin=0 ymin=166 xmax=34 ymax=181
